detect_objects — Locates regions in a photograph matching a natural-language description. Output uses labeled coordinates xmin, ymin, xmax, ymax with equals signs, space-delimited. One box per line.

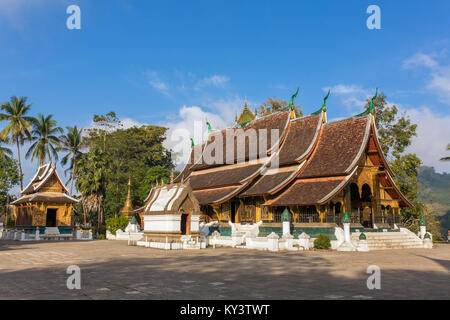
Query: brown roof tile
xmin=193 ymin=186 xmax=240 ymax=205
xmin=189 ymin=163 xmax=262 ymax=190
xmin=298 ymin=115 xmax=370 ymax=178
xmin=265 ymin=177 xmax=346 ymax=206
xmin=191 ymin=111 xmax=290 ymax=170
xmin=278 ymin=114 xmax=322 ymax=165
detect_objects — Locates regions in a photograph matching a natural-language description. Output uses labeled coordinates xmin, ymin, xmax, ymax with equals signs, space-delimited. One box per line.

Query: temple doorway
xmin=361 ymin=207 xmax=373 ymax=228
xmin=46 ymin=209 xmax=57 ymax=227
xmin=230 ymin=202 xmax=236 ymax=223
xmin=180 ymin=213 xmax=190 ymax=235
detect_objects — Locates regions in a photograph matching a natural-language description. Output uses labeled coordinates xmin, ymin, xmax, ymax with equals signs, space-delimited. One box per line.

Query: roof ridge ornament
xmin=289 ymin=88 xmax=299 ymax=110
xmin=311 ymin=89 xmax=330 ymax=115
xmin=190 ymin=138 xmax=195 ymax=148
xmin=356 ymin=88 xmax=378 ymax=117
xmin=206 ymin=118 xmax=212 ymax=132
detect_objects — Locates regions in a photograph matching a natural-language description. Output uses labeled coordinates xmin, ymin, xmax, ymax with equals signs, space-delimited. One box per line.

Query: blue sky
xmin=1 ymin=0 xmax=449 ymax=191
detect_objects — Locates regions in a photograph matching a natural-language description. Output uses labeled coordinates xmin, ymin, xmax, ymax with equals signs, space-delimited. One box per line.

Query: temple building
xmin=11 ymin=163 xmax=79 ymax=232
xmin=173 ymin=96 xmax=413 ymax=238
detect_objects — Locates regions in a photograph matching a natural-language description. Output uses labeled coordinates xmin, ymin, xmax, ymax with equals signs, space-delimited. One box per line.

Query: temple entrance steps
xmin=351 ymin=231 xmax=424 ymax=250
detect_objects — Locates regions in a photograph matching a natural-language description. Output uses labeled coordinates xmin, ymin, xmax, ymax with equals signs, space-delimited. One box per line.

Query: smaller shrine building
xmin=11 ymin=163 xmax=79 ymax=232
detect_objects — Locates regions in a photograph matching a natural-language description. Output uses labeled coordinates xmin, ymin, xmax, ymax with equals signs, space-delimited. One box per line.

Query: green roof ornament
xmin=281 ymin=207 xmax=292 ymax=222
xmin=356 ymin=88 xmax=378 ymax=117
xmin=206 ymin=118 xmax=212 ymax=132
xmin=342 ymin=212 xmax=351 ymax=224
xmin=359 ymin=232 xmax=367 ymax=240
xmin=311 ymin=89 xmax=330 ymax=115
xmin=419 ymin=215 xmax=426 ymax=226
xmin=130 ymin=216 xmax=137 ymax=225
xmin=424 ymin=232 xmax=431 ymax=239
xmin=190 ymin=138 xmax=195 ymax=148
xmin=288 ymin=88 xmax=299 ymax=110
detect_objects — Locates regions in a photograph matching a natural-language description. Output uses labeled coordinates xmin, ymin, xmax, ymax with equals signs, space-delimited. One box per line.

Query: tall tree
xmin=0 ymin=96 xmax=35 ymax=190
xmin=440 ymin=144 xmax=450 ymax=161
xmin=83 ymin=113 xmax=174 ymax=221
xmin=60 ymin=126 xmax=85 ymax=195
xmin=0 ymin=156 xmax=19 ymax=217
xmin=257 ymin=97 xmax=303 ymax=118
xmin=26 ymin=113 xmax=63 ymax=166
xmin=75 ymin=149 xmax=107 ymax=229
xmin=0 ymin=136 xmax=13 ymax=160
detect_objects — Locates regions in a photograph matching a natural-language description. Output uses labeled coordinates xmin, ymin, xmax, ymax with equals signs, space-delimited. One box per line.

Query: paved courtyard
xmin=0 ymin=240 xmax=448 ymax=300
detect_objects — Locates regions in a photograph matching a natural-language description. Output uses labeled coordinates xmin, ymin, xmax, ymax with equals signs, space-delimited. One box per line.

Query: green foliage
xmin=418 ymin=166 xmax=450 ymax=216
xmin=105 ymin=215 xmax=129 ymax=235
xmin=370 ymin=93 xmax=417 ymax=159
xmin=258 ymin=97 xmax=303 ymax=118
xmin=0 ymin=96 xmax=36 ymax=189
xmin=25 ymin=113 xmax=63 ymax=166
xmin=97 ymin=234 xmax=106 ymax=240
xmin=0 ymin=157 xmax=19 ymax=213
xmin=313 ymin=234 xmax=331 ymax=249
xmin=440 ymin=144 xmax=450 ymax=161
xmin=60 ymin=126 xmax=85 ymax=195
xmin=76 ymin=113 xmax=174 ymax=228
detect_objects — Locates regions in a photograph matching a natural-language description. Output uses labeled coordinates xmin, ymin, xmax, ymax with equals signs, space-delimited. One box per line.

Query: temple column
xmin=371 ymin=169 xmax=381 ymax=227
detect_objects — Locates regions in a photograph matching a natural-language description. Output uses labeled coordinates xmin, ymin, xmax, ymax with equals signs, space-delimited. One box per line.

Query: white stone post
xmin=20 ymin=229 xmax=26 ymax=241
xmin=267 ymin=232 xmax=279 ymax=252
xmin=343 ymin=223 xmax=351 ymax=243
xmin=14 ymin=229 xmax=19 ymax=240
xmin=337 ymin=213 xmax=355 ymax=251
xmin=88 ymin=229 xmax=93 ymax=240
xmin=281 ymin=207 xmax=292 ymax=236
xmin=35 ymin=227 xmax=40 ymax=241
xmin=419 ymin=216 xmax=427 ymax=239
xmin=282 ymin=221 xmax=290 ymax=236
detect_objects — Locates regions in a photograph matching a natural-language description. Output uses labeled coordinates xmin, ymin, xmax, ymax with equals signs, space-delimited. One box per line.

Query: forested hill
xmin=418 ymin=166 xmax=450 ymax=216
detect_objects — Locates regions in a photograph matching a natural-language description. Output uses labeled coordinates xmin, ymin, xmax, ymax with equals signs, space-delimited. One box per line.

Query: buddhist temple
xmin=11 ymin=163 xmax=79 ymax=233
xmin=173 ymin=95 xmax=413 ymax=239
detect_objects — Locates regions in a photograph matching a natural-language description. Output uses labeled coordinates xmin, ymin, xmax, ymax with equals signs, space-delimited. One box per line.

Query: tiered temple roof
xmin=11 ymin=163 xmax=79 ymax=205
xmin=174 ymin=103 xmax=413 ymax=209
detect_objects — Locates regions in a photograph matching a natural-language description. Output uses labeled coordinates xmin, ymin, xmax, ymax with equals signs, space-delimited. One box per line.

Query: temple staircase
xmin=351 ymin=230 xmax=424 ymax=250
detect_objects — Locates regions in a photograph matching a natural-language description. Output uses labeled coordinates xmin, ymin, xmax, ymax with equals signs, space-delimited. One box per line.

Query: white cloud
xmin=403 ymin=52 xmax=450 ymax=104
xmin=195 ymin=75 xmax=229 ymax=89
xmin=402 ymin=52 xmax=438 ymax=69
xmin=145 ymin=70 xmax=170 ymax=96
xmin=323 ymin=84 xmax=372 ymax=114
xmin=162 ymin=96 xmax=242 ymax=168
xmin=405 ymin=106 xmax=450 ymax=173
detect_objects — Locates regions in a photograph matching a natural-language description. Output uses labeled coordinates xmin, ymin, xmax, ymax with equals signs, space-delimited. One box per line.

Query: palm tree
xmin=75 ymin=150 xmax=107 ymax=229
xmin=60 ymin=126 xmax=84 ymax=195
xmin=26 ymin=114 xmax=63 ymax=166
xmin=0 ymin=96 xmax=36 ymax=190
xmin=0 ymin=136 xmax=13 ymax=160
xmin=440 ymin=144 xmax=450 ymax=161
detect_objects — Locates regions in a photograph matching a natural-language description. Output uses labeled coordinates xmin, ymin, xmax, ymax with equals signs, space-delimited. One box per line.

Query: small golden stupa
xmin=119 ymin=178 xmax=134 ymax=219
